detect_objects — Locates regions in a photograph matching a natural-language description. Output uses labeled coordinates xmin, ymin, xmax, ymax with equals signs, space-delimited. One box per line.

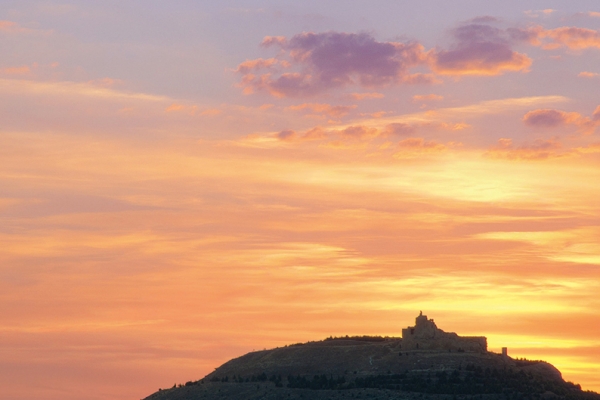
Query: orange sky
xmin=2 ymin=2 xmax=600 ymax=399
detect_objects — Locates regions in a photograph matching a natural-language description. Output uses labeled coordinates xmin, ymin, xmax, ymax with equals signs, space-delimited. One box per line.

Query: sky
xmin=2 ymin=1 xmax=600 ymax=399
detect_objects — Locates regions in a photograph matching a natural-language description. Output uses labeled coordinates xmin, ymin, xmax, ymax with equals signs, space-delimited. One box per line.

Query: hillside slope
xmin=144 ymin=337 xmax=599 ymax=400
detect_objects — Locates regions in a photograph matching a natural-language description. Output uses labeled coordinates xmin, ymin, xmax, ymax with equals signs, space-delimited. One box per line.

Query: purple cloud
xmin=432 ymin=23 xmax=531 ymax=75
xmin=523 ymin=109 xmax=568 ymax=127
xmin=523 ymin=107 xmax=600 ymax=134
xmin=237 ymin=31 xmax=428 ymax=97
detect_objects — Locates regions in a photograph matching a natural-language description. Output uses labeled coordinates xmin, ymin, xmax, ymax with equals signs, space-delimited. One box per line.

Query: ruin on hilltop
xmin=401 ymin=311 xmax=487 ymax=352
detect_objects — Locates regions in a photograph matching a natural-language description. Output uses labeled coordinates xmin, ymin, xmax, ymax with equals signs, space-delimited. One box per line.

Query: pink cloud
xmin=237 ymin=24 xmax=600 ymax=95
xmin=276 ymin=129 xmax=297 ymax=141
xmin=523 ymin=108 xmax=599 ymax=133
xmin=432 ymin=24 xmax=532 ymax=76
xmin=593 ymin=106 xmax=600 ymax=121
xmin=261 ymin=36 xmax=287 ymax=47
xmin=286 ymin=103 xmax=356 ymax=118
xmin=541 ymin=27 xmax=600 ymax=49
xmin=393 ymin=137 xmax=450 ymax=158
xmin=200 ymin=108 xmax=222 ymax=116
xmin=303 ymin=126 xmax=327 ymax=140
xmin=165 ymin=103 xmax=220 ymax=116
xmin=235 ymin=58 xmax=280 ymax=74
xmin=402 ymin=72 xmax=440 ymax=84
xmin=412 ymin=94 xmax=443 ymax=102
xmin=1 ymin=65 xmax=31 ymax=75
xmin=87 ymin=77 xmax=124 ymax=88
xmin=339 ymin=125 xmax=379 ymax=140
xmin=397 ymin=137 xmax=445 ymax=149
xmin=575 ymin=142 xmax=600 ymax=154
xmin=523 ymin=109 xmax=570 ymax=127
xmin=486 ymin=138 xmax=563 ymax=160
xmin=269 ymin=119 xmax=467 ymax=145
xmin=165 ymin=103 xmax=197 ymax=114
xmin=236 ymin=31 xmax=429 ymax=97
xmin=0 ymin=20 xmax=50 ymax=35
xmin=0 ymin=20 xmax=26 ymax=33
xmin=578 ymin=71 xmax=599 ymax=78
xmin=384 ymin=123 xmax=417 ymax=136
xmin=349 ymin=92 xmax=384 ymax=100
xmin=165 ymin=103 xmax=185 ymax=112
xmin=273 ymin=126 xmax=327 ymax=142
xmin=515 ymin=25 xmax=600 ymax=50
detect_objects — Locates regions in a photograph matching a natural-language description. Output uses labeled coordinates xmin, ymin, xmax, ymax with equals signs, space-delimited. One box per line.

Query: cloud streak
xmin=486 ymin=138 xmax=563 ymax=160
xmin=512 ymin=25 xmax=600 ymax=50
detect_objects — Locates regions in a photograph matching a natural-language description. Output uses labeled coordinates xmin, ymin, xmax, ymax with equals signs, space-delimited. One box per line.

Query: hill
xmin=143 ymin=314 xmax=600 ymax=400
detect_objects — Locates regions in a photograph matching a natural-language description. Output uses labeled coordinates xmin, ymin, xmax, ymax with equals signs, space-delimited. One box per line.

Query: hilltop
xmin=143 ymin=314 xmax=600 ymax=400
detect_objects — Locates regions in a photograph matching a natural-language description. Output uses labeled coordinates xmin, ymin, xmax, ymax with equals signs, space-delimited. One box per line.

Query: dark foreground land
xmin=144 ymin=337 xmax=600 ymax=400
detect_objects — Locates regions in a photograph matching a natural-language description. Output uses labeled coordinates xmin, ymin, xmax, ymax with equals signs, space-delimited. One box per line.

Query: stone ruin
xmin=401 ymin=312 xmax=487 ymax=353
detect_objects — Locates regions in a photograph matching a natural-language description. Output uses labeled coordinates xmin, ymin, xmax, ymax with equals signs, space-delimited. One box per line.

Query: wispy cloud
xmin=486 ymin=137 xmax=563 ymax=160
xmin=0 ymin=78 xmax=171 ymax=102
xmin=285 ymin=103 xmax=357 ymax=118
xmin=578 ymin=71 xmax=599 ymax=78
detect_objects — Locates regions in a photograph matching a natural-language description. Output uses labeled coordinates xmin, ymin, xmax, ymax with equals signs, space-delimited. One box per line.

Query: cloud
xmin=276 ymin=129 xmax=297 ymax=141
xmin=431 ymin=23 xmax=532 ymax=76
xmin=165 ymin=103 xmax=187 ymax=112
xmin=266 ymin=118 xmax=467 ymax=147
xmin=574 ymin=142 xmax=600 ymax=154
xmin=578 ymin=71 xmax=599 ymax=78
xmin=523 ymin=108 xmax=599 ymax=133
xmin=486 ymin=138 xmax=563 ymax=160
xmin=285 ymin=103 xmax=356 ymax=118
xmin=261 ymin=36 xmax=287 ymax=47
xmin=237 ymin=24 xmax=600 ymax=96
xmin=542 ymin=27 xmax=600 ymax=49
xmin=235 ymin=58 xmax=281 ymax=74
xmin=0 ymin=20 xmax=52 ymax=36
xmin=517 ymin=25 xmax=600 ymax=50
xmin=271 ymin=126 xmax=328 ymax=143
xmin=338 ymin=125 xmax=380 ymax=140
xmin=393 ymin=137 xmax=449 ymax=158
xmin=1 ymin=65 xmax=31 ymax=75
xmin=269 ymin=123 xmax=401 ymax=144
xmin=384 ymin=123 xmax=417 ymax=136
xmin=524 ymin=9 xmax=555 ymax=18
xmin=87 ymin=77 xmax=123 ymax=88
xmin=165 ymin=103 xmax=222 ymax=117
xmin=469 ymin=16 xmax=499 ymax=24
xmin=0 ymin=20 xmax=29 ymax=34
xmin=0 ymin=78 xmax=170 ymax=102
xmin=523 ymin=109 xmax=572 ymax=127
xmin=200 ymin=108 xmax=222 ymax=116
xmin=236 ymin=31 xmax=429 ymax=97
xmin=349 ymin=92 xmax=384 ymax=100
xmin=413 ymin=94 xmax=443 ymax=102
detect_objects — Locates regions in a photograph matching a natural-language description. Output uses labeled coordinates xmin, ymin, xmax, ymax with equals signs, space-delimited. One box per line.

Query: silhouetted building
xmin=401 ymin=312 xmax=487 ymax=353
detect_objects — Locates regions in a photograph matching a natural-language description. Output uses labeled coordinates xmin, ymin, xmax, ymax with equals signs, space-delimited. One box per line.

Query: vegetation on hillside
xmin=194 ymin=362 xmax=598 ymax=400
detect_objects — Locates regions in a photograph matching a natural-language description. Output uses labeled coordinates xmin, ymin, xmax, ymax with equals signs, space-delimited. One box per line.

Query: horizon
xmin=2 ymin=1 xmax=600 ymax=399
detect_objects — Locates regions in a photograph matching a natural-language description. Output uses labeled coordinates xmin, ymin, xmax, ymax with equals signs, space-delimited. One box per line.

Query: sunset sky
xmin=2 ymin=1 xmax=600 ymax=399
